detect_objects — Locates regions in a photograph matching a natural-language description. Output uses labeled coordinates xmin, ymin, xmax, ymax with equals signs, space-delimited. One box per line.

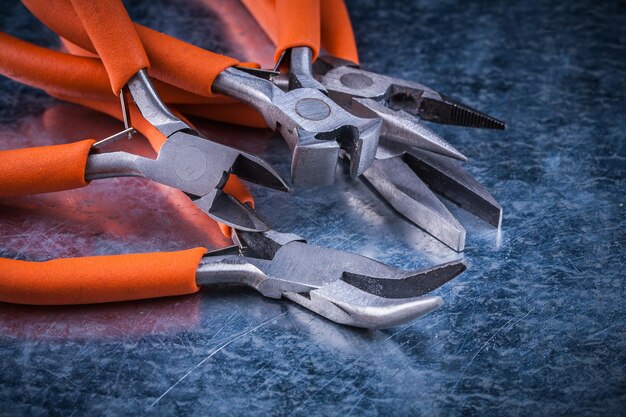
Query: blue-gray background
xmin=0 ymin=0 xmax=624 ymax=416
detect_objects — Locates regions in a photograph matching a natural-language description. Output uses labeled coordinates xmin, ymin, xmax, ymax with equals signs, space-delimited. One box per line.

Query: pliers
xmin=8 ymin=0 xmax=290 ymax=232
xmin=0 ymin=5 xmax=468 ymax=329
xmin=224 ymin=0 xmax=506 ymax=251
xmin=22 ymin=0 xmax=381 ymax=187
xmin=0 ymin=226 xmax=465 ymax=329
xmin=22 ymin=0 xmax=505 ymax=251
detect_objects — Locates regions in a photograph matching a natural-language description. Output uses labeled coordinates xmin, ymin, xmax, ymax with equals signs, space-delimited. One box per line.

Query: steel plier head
xmin=315 ymin=55 xmax=505 ymax=131
xmin=97 ymin=69 xmax=290 ymax=232
xmin=197 ymin=229 xmax=466 ymax=329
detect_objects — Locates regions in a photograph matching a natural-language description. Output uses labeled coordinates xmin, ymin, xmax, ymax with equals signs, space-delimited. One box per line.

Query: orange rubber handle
xmin=60 ymin=36 xmax=98 ymax=57
xmin=0 ymin=248 xmax=205 ymax=305
xmin=69 ymin=0 xmax=150 ymax=94
xmin=219 ymin=176 xmax=255 ymax=237
xmin=320 ymin=0 xmax=359 ymax=64
xmin=0 ymin=140 xmax=95 ymax=197
xmin=0 ymin=32 xmax=111 ymax=99
xmin=0 ymin=32 xmax=233 ymax=105
xmin=275 ymin=0 xmax=320 ymax=62
xmin=23 ymin=0 xmax=240 ymax=97
xmin=242 ymin=0 xmax=357 ymax=63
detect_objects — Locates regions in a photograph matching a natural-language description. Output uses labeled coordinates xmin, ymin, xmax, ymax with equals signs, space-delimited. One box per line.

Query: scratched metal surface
xmin=0 ymin=0 xmax=625 ymax=416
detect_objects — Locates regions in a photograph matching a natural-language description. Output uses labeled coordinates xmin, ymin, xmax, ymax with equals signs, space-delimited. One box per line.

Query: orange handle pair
xmin=0 ymin=139 xmax=94 ymax=197
xmin=22 ymin=0 xmax=240 ymax=97
xmin=0 ymin=248 xmax=205 ymax=305
xmin=241 ymin=0 xmax=359 ymax=64
xmin=69 ymin=0 xmax=149 ymax=94
xmin=0 ymin=32 xmax=218 ymax=104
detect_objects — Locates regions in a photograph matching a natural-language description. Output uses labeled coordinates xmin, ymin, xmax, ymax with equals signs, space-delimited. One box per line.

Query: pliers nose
xmin=319 ymin=62 xmax=506 ymax=131
xmin=199 ymin=229 xmax=468 ymax=329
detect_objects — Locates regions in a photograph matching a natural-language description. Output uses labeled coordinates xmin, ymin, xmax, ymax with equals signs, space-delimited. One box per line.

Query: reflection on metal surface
xmin=0 ymin=104 xmax=231 ymax=261
xmin=0 ymin=295 xmax=202 ymax=340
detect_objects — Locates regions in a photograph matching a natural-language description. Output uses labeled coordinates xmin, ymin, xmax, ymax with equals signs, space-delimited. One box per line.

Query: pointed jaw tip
xmin=194 ymin=190 xmax=270 ymax=232
xmin=232 ymin=153 xmax=290 ymax=193
xmin=351 ymin=97 xmax=467 ymax=162
xmin=421 ymin=96 xmax=506 ymax=130
xmin=333 ymin=295 xmax=444 ymax=329
xmin=287 ymin=277 xmax=450 ymax=329
xmin=340 ymin=258 xmax=466 ymax=300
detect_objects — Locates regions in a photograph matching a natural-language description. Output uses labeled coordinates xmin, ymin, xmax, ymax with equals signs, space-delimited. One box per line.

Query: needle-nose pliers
xmin=233 ymin=0 xmax=507 ymax=251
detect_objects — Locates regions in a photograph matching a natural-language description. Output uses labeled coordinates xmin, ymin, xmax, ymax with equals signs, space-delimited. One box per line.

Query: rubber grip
xmin=60 ymin=36 xmax=98 ymax=57
xmin=274 ymin=0 xmax=320 ymax=61
xmin=0 ymin=33 xmax=236 ymax=106
xmin=240 ymin=0 xmax=356 ymax=62
xmin=69 ymin=0 xmax=149 ymax=94
xmin=320 ymin=0 xmax=359 ymax=63
xmin=0 ymin=32 xmax=111 ymax=99
xmin=23 ymin=0 xmax=240 ymax=97
xmin=219 ymin=176 xmax=255 ymax=237
xmin=0 ymin=248 xmax=205 ymax=305
xmin=0 ymin=140 xmax=95 ymax=197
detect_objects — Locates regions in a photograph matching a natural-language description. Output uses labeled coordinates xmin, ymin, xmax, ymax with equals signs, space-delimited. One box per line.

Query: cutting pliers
xmin=7 ymin=1 xmax=291 ymax=232
xmin=0 ymin=6 xmax=468 ymax=329
xmin=22 ymin=0 xmax=380 ymax=187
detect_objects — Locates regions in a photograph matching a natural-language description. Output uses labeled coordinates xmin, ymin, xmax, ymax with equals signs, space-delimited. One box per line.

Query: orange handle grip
xmin=23 ymin=0 xmax=240 ymax=97
xmin=0 ymin=140 xmax=95 ymax=197
xmin=69 ymin=0 xmax=150 ymax=94
xmin=0 ymin=32 xmax=225 ymax=105
xmin=275 ymin=0 xmax=320 ymax=62
xmin=0 ymin=248 xmax=205 ymax=305
xmin=320 ymin=0 xmax=359 ymax=64
xmin=0 ymin=32 xmax=111 ymax=99
xmin=241 ymin=0 xmax=356 ymax=63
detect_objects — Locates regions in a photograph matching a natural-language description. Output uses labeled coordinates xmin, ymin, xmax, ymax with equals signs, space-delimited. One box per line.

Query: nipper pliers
xmin=0 ymin=226 xmax=465 ymax=329
xmin=0 ymin=69 xmax=467 ymax=329
xmin=45 ymin=0 xmax=289 ymax=231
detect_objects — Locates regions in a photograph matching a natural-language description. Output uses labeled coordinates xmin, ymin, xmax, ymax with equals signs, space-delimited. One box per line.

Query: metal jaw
xmin=319 ymin=61 xmax=506 ymax=130
xmin=213 ymin=67 xmax=382 ymax=187
xmin=195 ymin=229 xmax=466 ymax=329
xmin=285 ymin=47 xmax=328 ymax=92
xmin=363 ymin=141 xmax=502 ymax=251
xmin=85 ymin=69 xmax=289 ymax=231
xmin=310 ymin=57 xmax=504 ymax=251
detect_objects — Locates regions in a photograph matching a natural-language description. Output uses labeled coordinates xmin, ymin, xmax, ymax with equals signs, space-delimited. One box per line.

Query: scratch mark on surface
xmin=149 ymin=312 xmax=286 ymax=408
xmin=452 ymin=308 xmax=535 ymax=394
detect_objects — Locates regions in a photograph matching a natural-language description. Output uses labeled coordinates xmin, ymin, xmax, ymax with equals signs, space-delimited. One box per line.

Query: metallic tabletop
xmin=0 ymin=0 xmax=624 ymax=416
